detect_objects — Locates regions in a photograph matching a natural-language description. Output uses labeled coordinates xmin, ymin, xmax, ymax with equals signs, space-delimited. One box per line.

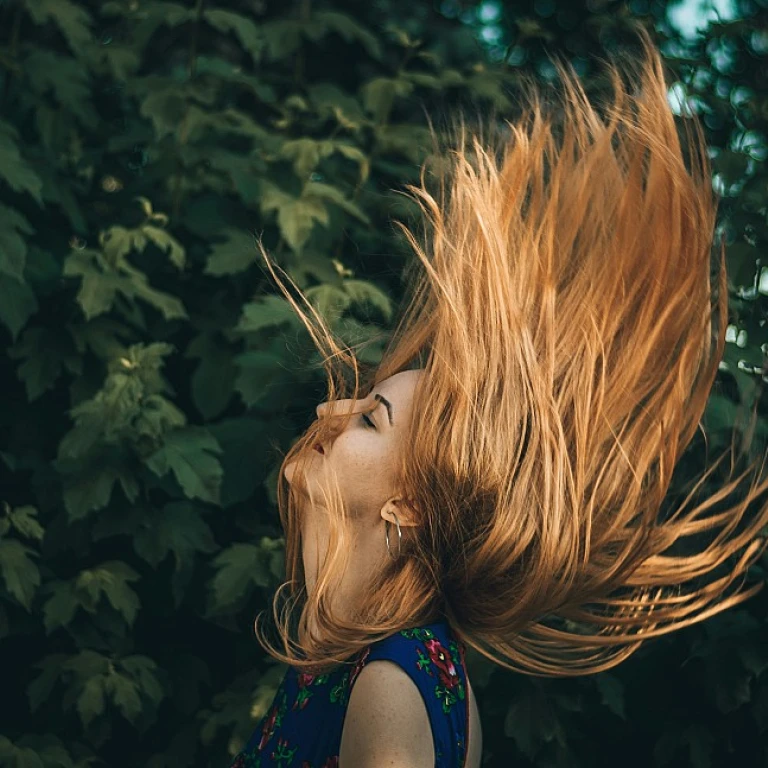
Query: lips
xmin=313 ymin=443 xmax=324 ymax=454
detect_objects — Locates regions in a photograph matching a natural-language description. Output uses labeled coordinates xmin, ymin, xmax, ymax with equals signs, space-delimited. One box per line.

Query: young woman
xmin=229 ymin=27 xmax=768 ymax=768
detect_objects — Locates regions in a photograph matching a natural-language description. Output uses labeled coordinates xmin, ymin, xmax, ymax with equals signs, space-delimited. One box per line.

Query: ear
xmin=380 ymin=497 xmax=420 ymax=528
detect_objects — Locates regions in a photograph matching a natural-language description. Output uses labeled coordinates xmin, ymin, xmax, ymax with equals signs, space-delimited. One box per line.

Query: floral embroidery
xmin=400 ymin=627 xmax=437 ymax=643
xmin=349 ymin=646 xmax=371 ymax=689
xmin=258 ymin=690 xmax=288 ymax=751
xmin=231 ymin=750 xmax=261 ymax=768
xmin=270 ymin=735 xmax=298 ymax=766
xmin=231 ymin=626 xmax=465 ymax=767
xmin=328 ymin=645 xmax=374 ymax=707
xmin=293 ymin=672 xmax=331 ymax=710
xmin=414 ymin=635 xmax=466 ymax=714
xmin=329 ymin=670 xmax=350 ymax=705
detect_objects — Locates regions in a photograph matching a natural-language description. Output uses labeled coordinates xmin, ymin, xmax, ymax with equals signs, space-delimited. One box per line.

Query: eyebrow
xmin=374 ymin=394 xmax=394 ymax=426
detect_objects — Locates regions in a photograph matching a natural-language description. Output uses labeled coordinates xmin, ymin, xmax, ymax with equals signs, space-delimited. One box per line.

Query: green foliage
xmin=0 ymin=0 xmax=766 ymax=766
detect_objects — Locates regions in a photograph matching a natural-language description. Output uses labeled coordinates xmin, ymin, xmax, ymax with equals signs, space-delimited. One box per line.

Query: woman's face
xmin=283 ymin=369 xmax=423 ymax=603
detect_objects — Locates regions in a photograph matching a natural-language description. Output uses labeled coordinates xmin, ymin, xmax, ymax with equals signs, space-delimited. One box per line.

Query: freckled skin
xmin=283 ymin=369 xmax=423 ymax=612
xmin=283 ymin=367 xmax=483 ymax=766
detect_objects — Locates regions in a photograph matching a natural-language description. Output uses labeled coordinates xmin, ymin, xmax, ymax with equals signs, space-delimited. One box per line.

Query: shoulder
xmin=340 ymin=659 xmax=435 ymax=768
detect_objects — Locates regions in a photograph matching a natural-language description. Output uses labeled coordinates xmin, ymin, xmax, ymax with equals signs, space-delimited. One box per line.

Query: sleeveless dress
xmin=228 ymin=619 xmax=470 ymax=768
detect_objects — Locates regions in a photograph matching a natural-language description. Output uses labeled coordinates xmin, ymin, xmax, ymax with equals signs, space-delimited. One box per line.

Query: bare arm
xmin=339 ymin=660 xmax=435 ymax=768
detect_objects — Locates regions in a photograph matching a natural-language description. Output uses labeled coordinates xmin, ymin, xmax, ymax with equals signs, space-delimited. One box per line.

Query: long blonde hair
xmin=253 ymin=27 xmax=768 ymax=677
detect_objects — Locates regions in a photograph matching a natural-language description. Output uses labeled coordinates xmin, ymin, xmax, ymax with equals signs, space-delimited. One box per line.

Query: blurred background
xmin=0 ymin=0 xmax=767 ymax=766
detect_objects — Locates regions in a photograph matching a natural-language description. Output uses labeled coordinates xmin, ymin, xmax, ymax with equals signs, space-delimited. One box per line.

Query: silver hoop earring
xmin=385 ymin=512 xmax=402 ymax=559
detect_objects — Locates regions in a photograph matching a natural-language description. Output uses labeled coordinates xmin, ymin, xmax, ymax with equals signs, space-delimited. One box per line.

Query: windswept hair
xmin=253 ymin=27 xmax=768 ymax=677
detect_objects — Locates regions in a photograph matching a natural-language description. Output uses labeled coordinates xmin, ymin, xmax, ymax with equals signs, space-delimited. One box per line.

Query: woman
xmin=230 ymin=27 xmax=768 ymax=768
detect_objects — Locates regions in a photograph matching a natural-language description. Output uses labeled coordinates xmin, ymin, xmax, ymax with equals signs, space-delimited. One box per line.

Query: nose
xmin=315 ymin=399 xmax=356 ymax=419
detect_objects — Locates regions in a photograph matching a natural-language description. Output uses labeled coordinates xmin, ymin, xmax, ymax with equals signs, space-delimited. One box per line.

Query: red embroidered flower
xmin=297 ymin=672 xmax=316 ymax=687
xmin=349 ymin=646 xmax=371 ymax=689
xmin=424 ymin=638 xmax=459 ymax=689
xmin=258 ymin=705 xmax=278 ymax=751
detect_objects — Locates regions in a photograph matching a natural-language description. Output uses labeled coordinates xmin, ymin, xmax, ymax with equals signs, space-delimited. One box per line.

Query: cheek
xmin=330 ymin=431 xmax=382 ymax=472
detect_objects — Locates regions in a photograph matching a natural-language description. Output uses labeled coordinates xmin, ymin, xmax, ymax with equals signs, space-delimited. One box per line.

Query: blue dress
xmin=229 ymin=619 xmax=470 ymax=768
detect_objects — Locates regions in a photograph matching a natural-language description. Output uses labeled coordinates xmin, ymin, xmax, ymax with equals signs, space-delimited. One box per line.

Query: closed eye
xmin=361 ymin=413 xmax=376 ymax=429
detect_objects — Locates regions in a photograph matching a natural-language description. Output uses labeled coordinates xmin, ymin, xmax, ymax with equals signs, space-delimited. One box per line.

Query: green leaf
xmin=335 ymin=143 xmax=370 ymax=183
xmin=307 ymin=82 xmax=367 ymax=131
xmin=260 ymin=20 xmax=303 ymax=60
xmin=204 ymin=228 xmax=258 ymax=276
xmin=0 ymin=538 xmax=40 ymax=610
xmin=23 ymin=49 xmax=98 ymax=129
xmin=104 ymin=672 xmax=142 ymax=722
xmin=307 ymin=12 xmax=382 ymax=60
xmin=204 ymin=9 xmax=263 ymax=65
xmin=185 ymin=330 xmax=238 ymax=420
xmin=0 ymin=272 xmax=38 ymax=342
xmin=374 ymin=123 xmax=433 ymax=164
xmin=235 ymin=295 xmax=301 ymax=334
xmin=280 ymin=138 xmax=328 ymax=178
xmin=595 ymin=673 xmax=625 ymax=719
xmin=77 ymin=676 xmax=106 ymax=727
xmin=304 ymin=283 xmax=352 ymax=320
xmin=7 ymin=325 xmax=82 ymax=402
xmin=0 ymin=202 xmax=34 ymax=282
xmin=27 ymin=654 xmax=68 ymax=712
xmin=343 ymin=278 xmax=393 ymax=320
xmin=88 ymin=561 xmax=141 ymax=626
xmin=304 ymin=181 xmax=370 ymax=224
xmin=7 ymin=506 xmax=44 ymax=542
xmin=141 ymin=225 xmax=186 ymax=270
xmin=233 ymin=349 xmax=294 ymax=409
xmin=41 ymin=580 xmax=79 ymax=633
xmin=120 ymin=655 xmax=166 ymax=707
xmin=260 ymin=182 xmax=329 ymax=253
xmin=208 ymin=539 xmax=283 ymax=609
xmin=144 ymin=426 xmax=224 ymax=504
xmin=134 ymin=501 xmax=218 ymax=571
xmin=63 ymin=247 xmax=188 ymax=321
xmin=23 ymin=0 xmax=94 ymax=53
xmin=361 ymin=77 xmax=413 ymax=123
